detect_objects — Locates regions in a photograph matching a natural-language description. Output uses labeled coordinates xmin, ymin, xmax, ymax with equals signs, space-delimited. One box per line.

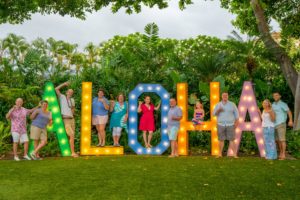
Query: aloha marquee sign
xmin=30 ymin=81 xmax=265 ymax=157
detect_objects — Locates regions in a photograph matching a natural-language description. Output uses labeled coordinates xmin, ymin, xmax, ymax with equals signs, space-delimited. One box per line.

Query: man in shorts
xmin=167 ymin=98 xmax=183 ymax=157
xmin=272 ymin=92 xmax=293 ymax=160
xmin=6 ymin=98 xmax=36 ymax=161
xmin=55 ymin=81 xmax=78 ymax=157
xmin=213 ymin=92 xmax=239 ymax=157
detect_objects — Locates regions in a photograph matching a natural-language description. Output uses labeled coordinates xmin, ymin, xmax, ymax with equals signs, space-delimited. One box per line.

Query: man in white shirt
xmin=56 ymin=81 xmax=78 ymax=157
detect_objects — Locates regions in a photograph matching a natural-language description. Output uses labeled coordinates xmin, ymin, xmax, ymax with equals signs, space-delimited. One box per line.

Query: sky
xmin=0 ymin=1 xmax=245 ymax=49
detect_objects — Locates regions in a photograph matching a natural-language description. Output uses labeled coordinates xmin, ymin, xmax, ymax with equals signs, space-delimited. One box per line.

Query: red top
xmin=139 ymin=104 xmax=155 ymax=131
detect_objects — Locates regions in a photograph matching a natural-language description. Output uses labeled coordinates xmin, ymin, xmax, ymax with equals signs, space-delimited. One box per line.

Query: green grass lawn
xmin=0 ymin=156 xmax=299 ymax=200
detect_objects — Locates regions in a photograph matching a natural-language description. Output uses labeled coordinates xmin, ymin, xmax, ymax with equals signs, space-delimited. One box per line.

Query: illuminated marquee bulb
xmin=130 ymin=129 xmax=135 ymax=134
xmin=138 ymin=86 xmax=143 ymax=91
xmin=156 ymin=86 xmax=161 ymax=91
xmin=130 ymin=117 xmax=136 ymax=123
xmin=163 ymin=117 xmax=168 ymax=123
xmin=180 ymin=137 xmax=185 ymax=142
xmin=163 ymin=142 xmax=169 ymax=147
xmin=147 ymin=148 xmax=152 ymax=153
xmin=84 ymin=95 xmax=89 ymax=99
xmin=239 ymin=117 xmax=244 ymax=123
xmin=245 ymin=85 xmax=250 ymax=90
xmin=61 ymin=139 xmax=66 ymax=144
xmin=254 ymin=117 xmax=259 ymax=122
xmin=248 ymin=96 xmax=253 ymax=102
xmin=246 ymin=124 xmax=251 ymax=129
xmin=52 ymin=107 xmax=59 ymax=113
xmin=85 ymin=105 xmax=89 ymax=110
xmin=130 ymin=140 xmax=135 ymax=145
xmin=163 ymin=93 xmax=169 ymax=99
xmin=130 ymin=105 xmax=136 ymax=111
xmin=213 ymin=95 xmax=217 ymax=99
xmin=147 ymin=86 xmax=153 ymax=90
xmin=47 ymin=86 xmax=52 ymax=91
xmin=259 ymin=139 xmax=264 ymax=145
xmin=239 ymin=107 xmax=245 ymax=112
xmin=163 ymin=106 xmax=168 ymax=110
xmin=130 ymin=94 xmax=136 ymax=99
xmin=58 ymin=128 xmax=64 ymax=134
xmin=163 ymin=129 xmax=168 ymax=134
xmin=137 ymin=148 xmax=142 ymax=153
xmin=55 ymin=118 xmax=61 ymax=123
xmin=156 ymin=148 xmax=161 ymax=153
xmin=179 ymin=96 xmax=183 ymax=100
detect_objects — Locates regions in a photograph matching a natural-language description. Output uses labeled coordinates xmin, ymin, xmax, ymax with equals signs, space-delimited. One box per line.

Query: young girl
xmin=138 ymin=96 xmax=160 ymax=148
xmin=192 ymin=101 xmax=205 ymax=126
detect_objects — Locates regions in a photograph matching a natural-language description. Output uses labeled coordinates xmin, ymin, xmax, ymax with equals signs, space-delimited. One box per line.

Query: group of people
xmin=213 ymin=91 xmax=293 ymax=160
xmin=5 ymin=80 xmax=293 ymax=161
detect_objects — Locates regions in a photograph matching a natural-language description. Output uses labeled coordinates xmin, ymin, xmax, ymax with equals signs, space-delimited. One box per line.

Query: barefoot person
xmin=30 ymin=100 xmax=52 ymax=160
xmin=109 ymin=93 xmax=128 ymax=146
xmin=6 ymin=98 xmax=37 ymax=161
xmin=138 ymin=96 xmax=161 ymax=148
xmin=167 ymin=98 xmax=182 ymax=157
xmin=213 ymin=92 xmax=239 ymax=157
xmin=92 ymin=89 xmax=110 ymax=147
xmin=55 ymin=81 xmax=78 ymax=157
xmin=272 ymin=92 xmax=293 ymax=160
xmin=261 ymin=99 xmax=277 ymax=160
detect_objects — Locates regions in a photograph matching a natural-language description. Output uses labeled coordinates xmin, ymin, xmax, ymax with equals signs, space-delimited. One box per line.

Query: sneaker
xmin=14 ymin=156 xmax=20 ymax=161
xmin=30 ymin=152 xmax=37 ymax=160
xmin=23 ymin=155 xmax=31 ymax=160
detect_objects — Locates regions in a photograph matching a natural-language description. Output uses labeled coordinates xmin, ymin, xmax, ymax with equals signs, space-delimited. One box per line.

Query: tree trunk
xmin=250 ymin=0 xmax=300 ymax=130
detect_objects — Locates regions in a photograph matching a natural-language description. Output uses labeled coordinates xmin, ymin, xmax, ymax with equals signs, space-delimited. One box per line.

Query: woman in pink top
xmin=138 ymin=96 xmax=160 ymax=148
xmin=6 ymin=98 xmax=37 ymax=161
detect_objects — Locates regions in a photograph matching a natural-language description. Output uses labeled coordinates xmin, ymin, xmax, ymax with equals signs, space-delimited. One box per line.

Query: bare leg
xmin=175 ymin=141 xmax=178 ymax=156
xmin=116 ymin=136 xmax=120 ymax=145
xmin=33 ymin=140 xmax=47 ymax=154
xmin=100 ymin=124 xmax=106 ymax=146
xmin=281 ymin=141 xmax=286 ymax=159
xmin=69 ymin=135 xmax=77 ymax=155
xmin=228 ymin=141 xmax=237 ymax=157
xmin=23 ymin=142 xmax=29 ymax=156
xmin=96 ymin=125 xmax=102 ymax=145
xmin=143 ymin=131 xmax=148 ymax=147
xmin=148 ymin=131 xmax=153 ymax=147
xmin=218 ymin=140 xmax=224 ymax=157
xmin=169 ymin=141 xmax=175 ymax=157
xmin=13 ymin=142 xmax=18 ymax=157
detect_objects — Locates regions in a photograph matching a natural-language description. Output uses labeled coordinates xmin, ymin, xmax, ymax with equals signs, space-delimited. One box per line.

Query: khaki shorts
xmin=63 ymin=118 xmax=75 ymax=137
xmin=92 ymin=115 xmax=108 ymax=125
xmin=30 ymin=125 xmax=47 ymax=141
xmin=217 ymin=125 xmax=235 ymax=141
xmin=275 ymin=123 xmax=286 ymax=142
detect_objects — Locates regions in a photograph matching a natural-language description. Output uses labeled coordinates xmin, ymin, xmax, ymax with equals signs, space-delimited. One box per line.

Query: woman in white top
xmin=261 ymin=99 xmax=277 ymax=160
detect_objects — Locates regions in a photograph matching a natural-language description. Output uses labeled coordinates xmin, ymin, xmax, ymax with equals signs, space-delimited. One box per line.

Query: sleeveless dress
xmin=109 ymin=102 xmax=128 ymax=132
xmin=262 ymin=111 xmax=277 ymax=160
xmin=139 ymin=104 xmax=155 ymax=131
xmin=192 ymin=112 xmax=203 ymax=125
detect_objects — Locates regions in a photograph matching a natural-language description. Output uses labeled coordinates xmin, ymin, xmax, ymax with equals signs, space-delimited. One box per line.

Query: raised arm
xmin=6 ymin=106 xmax=16 ymax=120
xmin=154 ymin=101 xmax=161 ymax=111
xmin=30 ymin=109 xmax=40 ymax=120
xmin=55 ymin=81 xmax=69 ymax=97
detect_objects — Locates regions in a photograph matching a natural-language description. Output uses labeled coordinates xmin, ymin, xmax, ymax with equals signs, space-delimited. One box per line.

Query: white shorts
xmin=12 ymin=132 xmax=29 ymax=143
xmin=112 ymin=127 xmax=122 ymax=136
xmin=92 ymin=115 xmax=108 ymax=125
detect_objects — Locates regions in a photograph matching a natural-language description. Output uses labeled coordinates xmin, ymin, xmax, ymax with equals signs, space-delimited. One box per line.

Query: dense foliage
xmin=0 ymin=24 xmax=298 ymax=157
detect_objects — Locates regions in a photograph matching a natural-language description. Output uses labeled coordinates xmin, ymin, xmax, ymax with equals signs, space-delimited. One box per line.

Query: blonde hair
xmin=194 ymin=101 xmax=203 ymax=109
xmin=263 ymin=99 xmax=272 ymax=109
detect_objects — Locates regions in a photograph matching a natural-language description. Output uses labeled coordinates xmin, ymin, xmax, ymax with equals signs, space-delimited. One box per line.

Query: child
xmin=192 ymin=101 xmax=205 ymax=126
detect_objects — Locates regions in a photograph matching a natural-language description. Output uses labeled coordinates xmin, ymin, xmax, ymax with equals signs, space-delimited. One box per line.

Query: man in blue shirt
xmin=167 ymin=98 xmax=182 ymax=157
xmin=272 ymin=92 xmax=293 ymax=160
xmin=213 ymin=92 xmax=239 ymax=158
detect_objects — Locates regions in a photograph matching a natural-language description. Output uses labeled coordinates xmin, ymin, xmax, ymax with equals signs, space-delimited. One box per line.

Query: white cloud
xmin=0 ymin=0 xmax=244 ymax=49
